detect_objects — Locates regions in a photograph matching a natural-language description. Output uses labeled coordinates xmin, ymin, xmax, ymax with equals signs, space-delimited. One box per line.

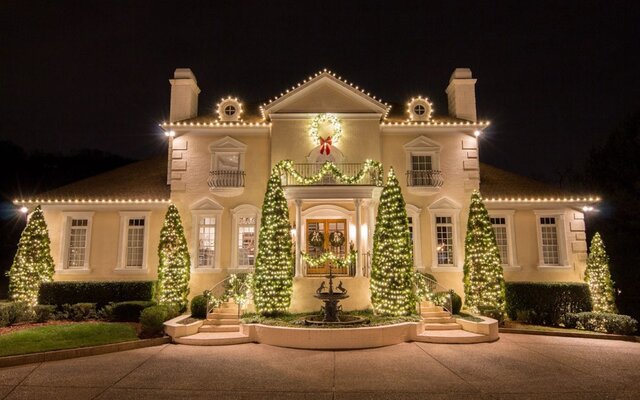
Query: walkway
xmin=0 ymin=333 xmax=638 ymax=399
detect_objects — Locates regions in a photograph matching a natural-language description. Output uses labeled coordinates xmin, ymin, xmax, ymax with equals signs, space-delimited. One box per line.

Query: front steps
xmin=172 ymin=301 xmax=250 ymax=345
xmin=416 ymin=301 xmax=492 ymax=344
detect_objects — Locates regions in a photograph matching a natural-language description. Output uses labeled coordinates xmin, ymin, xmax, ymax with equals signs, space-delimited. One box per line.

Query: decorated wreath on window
xmin=329 ymin=231 xmax=345 ymax=247
xmin=308 ymin=230 xmax=324 ymax=247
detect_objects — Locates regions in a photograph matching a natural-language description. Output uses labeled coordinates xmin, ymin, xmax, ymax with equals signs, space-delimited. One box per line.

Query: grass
xmin=502 ymin=321 xmax=620 ymax=335
xmin=241 ymin=309 xmax=421 ymax=329
xmin=0 ymin=322 xmax=138 ymax=357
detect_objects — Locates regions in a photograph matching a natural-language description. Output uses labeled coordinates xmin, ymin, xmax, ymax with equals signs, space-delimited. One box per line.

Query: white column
xmin=355 ymin=198 xmax=362 ymax=277
xmin=295 ymin=199 xmax=303 ymax=277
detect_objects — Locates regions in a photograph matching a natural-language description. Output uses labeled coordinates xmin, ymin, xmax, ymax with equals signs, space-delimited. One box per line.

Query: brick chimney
xmin=169 ymin=68 xmax=200 ymax=122
xmin=445 ymin=68 xmax=477 ymax=122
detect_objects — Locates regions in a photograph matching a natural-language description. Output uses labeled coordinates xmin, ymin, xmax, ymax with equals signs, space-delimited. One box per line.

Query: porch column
xmin=294 ymin=199 xmax=303 ymax=277
xmin=355 ymin=198 xmax=362 ymax=277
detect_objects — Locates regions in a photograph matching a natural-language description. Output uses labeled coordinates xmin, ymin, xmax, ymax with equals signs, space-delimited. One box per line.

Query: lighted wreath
xmin=308 ymin=113 xmax=342 ymax=155
xmin=308 ymin=230 xmax=324 ymax=247
xmin=329 ymin=231 xmax=345 ymax=247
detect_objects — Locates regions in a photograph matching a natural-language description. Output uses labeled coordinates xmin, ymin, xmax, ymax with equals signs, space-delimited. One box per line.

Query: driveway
xmin=0 ymin=333 xmax=638 ymax=399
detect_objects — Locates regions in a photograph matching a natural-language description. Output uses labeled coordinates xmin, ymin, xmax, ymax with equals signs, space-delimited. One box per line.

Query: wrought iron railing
xmin=414 ymin=272 xmax=453 ymax=314
xmin=281 ymin=162 xmax=382 ymax=186
xmin=208 ymin=170 xmax=245 ymax=188
xmin=406 ymin=170 xmax=444 ymax=188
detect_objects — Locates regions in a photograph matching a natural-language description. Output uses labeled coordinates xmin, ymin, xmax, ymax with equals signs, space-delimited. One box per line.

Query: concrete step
xmin=173 ymin=332 xmax=251 ymax=346
xmin=423 ymin=322 xmax=462 ymax=330
xmin=422 ymin=316 xmax=456 ymax=323
xmin=415 ymin=329 xmax=491 ymax=344
xmin=421 ymin=311 xmax=451 ymax=318
xmin=204 ymin=318 xmax=240 ymax=325
xmin=199 ymin=324 xmax=240 ymax=333
xmin=419 ymin=301 xmax=435 ymax=307
xmin=208 ymin=311 xmax=238 ymax=318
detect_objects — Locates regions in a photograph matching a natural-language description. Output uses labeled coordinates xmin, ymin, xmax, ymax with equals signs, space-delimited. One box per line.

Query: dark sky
xmin=1 ymin=0 xmax=639 ymax=181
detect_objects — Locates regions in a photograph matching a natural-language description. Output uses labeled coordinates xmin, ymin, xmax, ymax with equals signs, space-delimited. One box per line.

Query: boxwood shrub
xmin=563 ymin=312 xmax=638 ymax=335
xmin=432 ymin=290 xmax=462 ymax=315
xmin=140 ymin=304 xmax=181 ymax=337
xmin=39 ymin=281 xmax=155 ymax=309
xmin=505 ymin=282 xmax=592 ymax=326
xmin=109 ymin=301 xmax=157 ymax=322
xmin=190 ymin=295 xmax=208 ymax=319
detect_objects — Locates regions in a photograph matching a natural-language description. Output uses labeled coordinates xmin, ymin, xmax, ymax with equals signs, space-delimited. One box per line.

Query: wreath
xmin=309 ymin=114 xmax=342 ymax=145
xmin=308 ymin=230 xmax=324 ymax=247
xmin=329 ymin=231 xmax=345 ymax=247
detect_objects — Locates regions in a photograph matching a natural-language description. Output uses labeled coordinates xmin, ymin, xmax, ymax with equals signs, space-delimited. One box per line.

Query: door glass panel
xmin=306 ymin=219 xmax=348 ymax=276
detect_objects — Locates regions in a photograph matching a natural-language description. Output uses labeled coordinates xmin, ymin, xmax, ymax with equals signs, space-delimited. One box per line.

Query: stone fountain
xmin=304 ymin=267 xmax=367 ymax=326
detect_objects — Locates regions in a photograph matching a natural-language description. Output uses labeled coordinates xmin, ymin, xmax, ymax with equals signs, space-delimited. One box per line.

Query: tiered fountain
xmin=304 ymin=267 xmax=366 ymax=325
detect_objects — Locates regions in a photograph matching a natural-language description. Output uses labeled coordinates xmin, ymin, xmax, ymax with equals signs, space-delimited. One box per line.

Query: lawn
xmin=0 ymin=322 xmax=139 ymax=357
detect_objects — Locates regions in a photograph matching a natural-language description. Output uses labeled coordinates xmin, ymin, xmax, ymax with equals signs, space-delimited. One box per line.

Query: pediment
xmin=209 ymin=136 xmax=247 ymax=152
xmin=428 ymin=197 xmax=461 ymax=210
xmin=263 ymin=72 xmax=388 ymax=117
xmin=403 ymin=136 xmax=441 ymax=151
xmin=190 ymin=197 xmax=223 ymax=211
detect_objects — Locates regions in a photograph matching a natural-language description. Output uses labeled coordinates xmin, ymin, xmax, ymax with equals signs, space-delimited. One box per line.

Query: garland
xmin=308 ymin=113 xmax=342 ymax=146
xmin=276 ymin=159 xmax=383 ymax=186
xmin=329 ymin=231 xmax=345 ymax=247
xmin=301 ymin=251 xmax=357 ymax=270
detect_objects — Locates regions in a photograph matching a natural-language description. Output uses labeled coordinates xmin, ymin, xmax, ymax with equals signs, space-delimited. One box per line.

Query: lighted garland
xmin=308 ymin=231 xmax=324 ymax=247
xmin=276 ymin=159 xmax=383 ymax=186
xmin=308 ymin=113 xmax=342 ymax=145
xmin=301 ymin=251 xmax=356 ymax=270
xmin=329 ymin=231 xmax=345 ymax=247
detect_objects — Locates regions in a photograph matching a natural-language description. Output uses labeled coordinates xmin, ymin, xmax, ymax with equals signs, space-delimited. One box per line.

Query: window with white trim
xmin=539 ymin=217 xmax=560 ymax=265
xmin=490 ymin=217 xmax=509 ymax=265
xmin=125 ymin=218 xmax=145 ymax=268
xmin=197 ymin=216 xmax=216 ymax=268
xmin=435 ymin=216 xmax=454 ymax=265
xmin=67 ymin=219 xmax=89 ymax=268
xmin=237 ymin=216 xmax=257 ymax=267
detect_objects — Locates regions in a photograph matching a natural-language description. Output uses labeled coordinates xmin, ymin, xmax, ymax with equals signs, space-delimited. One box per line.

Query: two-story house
xmin=15 ymin=68 xmax=599 ymax=312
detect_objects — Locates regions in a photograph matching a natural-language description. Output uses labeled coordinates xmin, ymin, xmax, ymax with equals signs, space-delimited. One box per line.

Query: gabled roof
xmin=261 ymin=69 xmax=390 ymax=118
xmin=15 ymin=157 xmax=170 ymax=203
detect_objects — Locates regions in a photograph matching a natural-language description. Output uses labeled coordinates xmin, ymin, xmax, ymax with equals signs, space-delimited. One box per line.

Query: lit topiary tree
xmin=8 ymin=205 xmax=55 ymax=306
xmin=370 ymin=167 xmax=416 ymax=316
xmin=462 ymin=190 xmax=506 ymax=313
xmin=157 ymin=204 xmax=191 ymax=310
xmin=585 ymin=232 xmax=617 ymax=313
xmin=253 ymin=168 xmax=293 ymax=315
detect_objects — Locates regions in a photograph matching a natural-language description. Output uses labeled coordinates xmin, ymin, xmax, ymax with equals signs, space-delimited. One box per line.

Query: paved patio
xmin=0 ymin=333 xmax=638 ymax=399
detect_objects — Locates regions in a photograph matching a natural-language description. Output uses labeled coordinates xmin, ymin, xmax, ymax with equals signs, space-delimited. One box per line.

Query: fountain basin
xmin=304 ymin=314 xmax=368 ymax=326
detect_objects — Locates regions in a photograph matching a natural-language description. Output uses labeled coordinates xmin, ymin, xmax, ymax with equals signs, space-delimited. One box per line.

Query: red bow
xmin=320 ymin=136 xmax=332 ymax=155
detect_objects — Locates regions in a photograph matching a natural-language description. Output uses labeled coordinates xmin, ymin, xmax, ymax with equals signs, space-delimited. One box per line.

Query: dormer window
xmin=407 ymin=97 xmax=433 ymax=121
xmin=216 ymin=97 xmax=243 ymax=122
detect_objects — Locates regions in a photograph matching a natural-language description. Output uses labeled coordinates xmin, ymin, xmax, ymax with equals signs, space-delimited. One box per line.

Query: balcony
xmin=208 ymin=170 xmax=245 ymax=197
xmin=406 ymin=170 xmax=444 ymax=195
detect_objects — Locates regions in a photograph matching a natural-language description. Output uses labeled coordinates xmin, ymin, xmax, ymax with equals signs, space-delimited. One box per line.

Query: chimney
xmin=169 ymin=68 xmax=200 ymax=122
xmin=445 ymin=68 xmax=477 ymax=122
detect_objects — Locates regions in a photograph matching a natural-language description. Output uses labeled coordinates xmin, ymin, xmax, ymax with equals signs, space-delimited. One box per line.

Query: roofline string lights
xmin=407 ymin=96 xmax=434 ymax=121
xmin=14 ymin=199 xmax=171 ymax=205
xmin=483 ymin=197 xmax=601 ymax=203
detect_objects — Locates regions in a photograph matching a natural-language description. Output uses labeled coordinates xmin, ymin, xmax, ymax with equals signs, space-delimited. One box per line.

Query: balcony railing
xmin=280 ymin=162 xmax=383 ymax=186
xmin=208 ymin=170 xmax=245 ymax=188
xmin=406 ymin=170 xmax=444 ymax=188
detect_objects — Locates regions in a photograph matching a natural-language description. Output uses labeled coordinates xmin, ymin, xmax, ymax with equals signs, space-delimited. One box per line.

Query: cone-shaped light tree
xmin=462 ymin=190 xmax=506 ymax=313
xmin=8 ymin=205 xmax=55 ymax=306
xmin=370 ymin=167 xmax=416 ymax=316
xmin=585 ymin=232 xmax=617 ymax=313
xmin=157 ymin=204 xmax=191 ymax=310
xmin=253 ymin=168 xmax=294 ymax=315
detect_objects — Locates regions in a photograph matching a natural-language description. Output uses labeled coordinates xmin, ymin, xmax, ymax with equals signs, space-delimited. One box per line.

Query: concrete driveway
xmin=0 ymin=333 xmax=638 ymax=399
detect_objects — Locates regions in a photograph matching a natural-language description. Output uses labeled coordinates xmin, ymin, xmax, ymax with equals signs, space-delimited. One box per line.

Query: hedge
xmin=190 ymin=295 xmax=208 ymax=319
xmin=109 ymin=301 xmax=157 ymax=322
xmin=505 ymin=282 xmax=592 ymax=326
xmin=140 ymin=304 xmax=181 ymax=337
xmin=38 ymin=281 xmax=155 ymax=309
xmin=564 ymin=312 xmax=638 ymax=335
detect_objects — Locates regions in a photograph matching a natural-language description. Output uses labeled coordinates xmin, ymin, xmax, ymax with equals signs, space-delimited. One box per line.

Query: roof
xmin=479 ymin=163 xmax=597 ymax=201
xmin=17 ymin=156 xmax=170 ymax=202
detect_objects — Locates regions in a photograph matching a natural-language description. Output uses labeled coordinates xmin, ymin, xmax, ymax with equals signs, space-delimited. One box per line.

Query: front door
xmin=306 ymin=218 xmax=348 ymax=276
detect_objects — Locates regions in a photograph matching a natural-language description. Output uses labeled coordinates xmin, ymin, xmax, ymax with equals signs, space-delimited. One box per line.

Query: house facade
xmin=16 ymin=68 xmax=599 ymax=312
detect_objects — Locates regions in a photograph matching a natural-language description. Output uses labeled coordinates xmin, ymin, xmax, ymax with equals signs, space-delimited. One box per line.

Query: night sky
xmin=1 ymin=1 xmax=639 ymax=181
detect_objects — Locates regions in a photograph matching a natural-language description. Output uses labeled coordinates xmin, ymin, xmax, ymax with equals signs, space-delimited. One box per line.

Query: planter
xmin=163 ymin=315 xmax=203 ymax=339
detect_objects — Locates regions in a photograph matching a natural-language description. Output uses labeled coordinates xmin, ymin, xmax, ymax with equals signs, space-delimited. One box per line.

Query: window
xmin=217 ymin=98 xmax=242 ymax=121
xmin=117 ymin=212 xmax=150 ymax=271
xmin=197 ymin=216 xmax=216 ymax=268
xmin=405 ymin=204 xmax=423 ymax=269
xmin=539 ymin=217 xmax=560 ymax=265
xmin=414 ymin=104 xmax=426 ymax=115
xmin=209 ymin=136 xmax=247 ymax=193
xmin=61 ymin=212 xmax=94 ymax=271
xmin=435 ymin=216 xmax=454 ymax=265
xmin=490 ymin=217 xmax=509 ymax=265
xmin=407 ymin=216 xmax=414 ymax=242
xmin=404 ymin=137 xmax=442 ymax=192
xmin=237 ymin=216 xmax=257 ymax=267
xmin=215 ymin=152 xmax=240 ymax=171
xmin=224 ymin=105 xmax=236 ymax=116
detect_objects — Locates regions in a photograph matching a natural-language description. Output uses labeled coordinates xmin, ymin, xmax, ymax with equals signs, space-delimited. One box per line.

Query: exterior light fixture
xmin=582 ymin=206 xmax=594 ymax=212
xmin=19 ymin=206 xmax=28 ymax=214
xmin=165 ymin=130 xmax=176 ymax=137
xmin=474 ymin=130 xmax=482 ymax=137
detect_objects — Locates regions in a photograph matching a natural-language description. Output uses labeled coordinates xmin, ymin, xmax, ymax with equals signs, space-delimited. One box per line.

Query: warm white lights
xmin=19 ymin=206 xmax=28 ymax=214
xmin=474 ymin=130 xmax=481 ymax=137
xmin=582 ymin=206 xmax=595 ymax=212
xmin=485 ymin=197 xmax=600 ymax=203
xmin=14 ymin=198 xmax=171 ymax=205
xmin=164 ymin=130 xmax=176 ymax=137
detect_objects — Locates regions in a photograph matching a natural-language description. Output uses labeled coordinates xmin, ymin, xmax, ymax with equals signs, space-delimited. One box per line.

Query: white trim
xmin=116 ymin=211 xmax=151 ymax=271
xmin=191 ymin=210 xmax=223 ymax=272
xmin=231 ymin=204 xmax=261 ymax=270
xmin=404 ymin=136 xmax=442 ymax=195
xmin=406 ymin=204 xmax=423 ymax=270
xmin=488 ymin=210 xmax=520 ymax=271
xmin=301 ymin=205 xmax=354 ymax=272
xmin=208 ymin=136 xmax=247 ymax=197
xmin=428 ymin=197 xmax=462 ymax=271
xmin=533 ymin=210 xmax=570 ymax=269
xmin=59 ymin=211 xmax=94 ymax=272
